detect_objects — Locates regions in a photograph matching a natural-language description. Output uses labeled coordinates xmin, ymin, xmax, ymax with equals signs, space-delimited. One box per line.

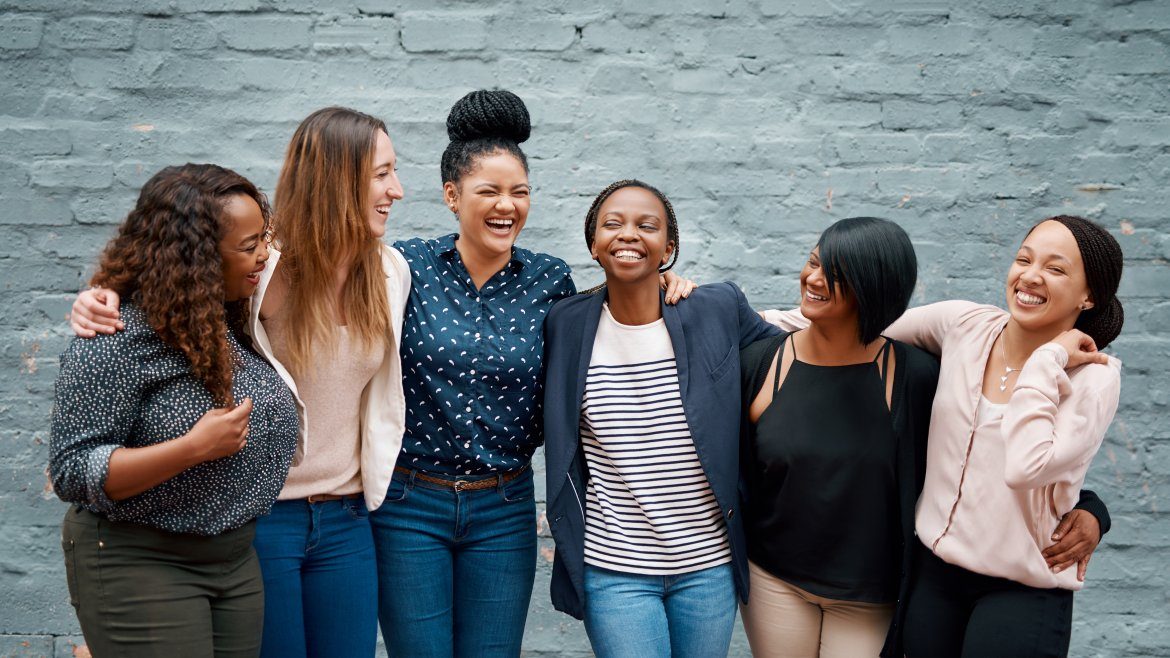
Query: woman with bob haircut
xmin=69 ymin=106 xmax=410 ymax=658
xmin=542 ymin=180 xmax=777 ymax=657
xmin=50 ymin=163 xmax=299 ymax=656
xmin=739 ymin=216 xmax=940 ymax=657
xmin=762 ymin=215 xmax=1122 ymax=657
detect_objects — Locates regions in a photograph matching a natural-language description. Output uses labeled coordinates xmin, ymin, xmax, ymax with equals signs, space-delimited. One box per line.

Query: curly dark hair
xmin=584 ymin=179 xmax=680 ymax=273
xmin=440 ymin=89 xmax=531 ymax=185
xmin=90 ymin=164 xmax=272 ymax=406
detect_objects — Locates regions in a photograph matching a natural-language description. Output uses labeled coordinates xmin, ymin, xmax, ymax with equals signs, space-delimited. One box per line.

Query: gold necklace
xmin=998 ymin=326 xmax=1023 ymax=392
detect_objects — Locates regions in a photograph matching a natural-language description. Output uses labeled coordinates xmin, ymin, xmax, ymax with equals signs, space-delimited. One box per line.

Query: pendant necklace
xmin=998 ymin=326 xmax=1022 ymax=392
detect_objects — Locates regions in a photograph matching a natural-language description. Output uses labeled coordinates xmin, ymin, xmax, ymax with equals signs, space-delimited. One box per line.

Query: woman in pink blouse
xmin=765 ymin=215 xmax=1124 ymax=657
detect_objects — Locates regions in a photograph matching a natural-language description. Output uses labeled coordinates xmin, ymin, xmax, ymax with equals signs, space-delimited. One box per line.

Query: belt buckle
xmin=453 ymin=480 xmax=468 ymax=492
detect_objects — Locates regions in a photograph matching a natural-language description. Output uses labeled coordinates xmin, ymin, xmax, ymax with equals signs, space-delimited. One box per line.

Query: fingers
xmin=1077 ymin=554 xmax=1092 ymax=581
xmin=678 ymin=279 xmax=696 ymax=299
xmin=1044 ymin=541 xmax=1088 ymax=568
xmin=1050 ymin=513 xmax=1075 ymax=543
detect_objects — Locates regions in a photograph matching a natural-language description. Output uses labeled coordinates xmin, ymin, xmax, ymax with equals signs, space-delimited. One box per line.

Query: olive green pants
xmin=62 ymin=507 xmax=263 ymax=658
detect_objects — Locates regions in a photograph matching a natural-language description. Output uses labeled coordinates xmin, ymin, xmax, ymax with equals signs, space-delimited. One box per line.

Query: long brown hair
xmin=91 ymin=164 xmax=271 ymax=406
xmin=274 ymin=107 xmax=392 ymax=376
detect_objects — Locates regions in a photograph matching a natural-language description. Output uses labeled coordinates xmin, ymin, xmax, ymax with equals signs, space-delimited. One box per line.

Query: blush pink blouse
xmin=763 ymin=301 xmax=1121 ymax=590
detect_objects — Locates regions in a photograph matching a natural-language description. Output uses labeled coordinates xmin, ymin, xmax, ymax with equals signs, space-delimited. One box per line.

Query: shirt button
xmin=474 ymin=333 xmax=481 ymax=339
xmin=469 ymin=370 xmax=476 ymax=375
xmin=476 ymin=297 xmax=481 ymax=303
xmin=465 ymin=406 xmax=472 ymax=413
xmin=726 ymin=508 xmax=735 ymax=520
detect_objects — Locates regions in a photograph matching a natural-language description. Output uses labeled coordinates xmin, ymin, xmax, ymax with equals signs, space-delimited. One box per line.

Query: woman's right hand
xmin=71 ymin=287 xmax=124 ymax=337
xmin=184 ymin=398 xmax=252 ymax=463
xmin=1051 ymin=329 xmax=1109 ymax=369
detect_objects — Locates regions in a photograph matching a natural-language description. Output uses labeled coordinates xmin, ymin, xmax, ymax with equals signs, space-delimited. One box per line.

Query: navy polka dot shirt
xmin=49 ymin=303 xmax=299 ymax=535
xmin=395 ymin=234 xmax=576 ymax=476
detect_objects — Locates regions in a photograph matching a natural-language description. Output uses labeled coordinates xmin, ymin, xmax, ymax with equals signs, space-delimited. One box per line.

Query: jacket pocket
xmin=708 ymin=343 xmax=737 ymax=383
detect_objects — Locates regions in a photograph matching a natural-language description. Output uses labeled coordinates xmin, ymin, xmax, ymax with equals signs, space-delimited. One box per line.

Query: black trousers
xmin=902 ymin=544 xmax=1073 ymax=658
xmin=62 ymin=507 xmax=264 ymax=658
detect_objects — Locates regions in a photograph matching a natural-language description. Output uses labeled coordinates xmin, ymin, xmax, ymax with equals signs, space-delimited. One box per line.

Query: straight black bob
xmin=816 ymin=216 xmax=918 ymax=345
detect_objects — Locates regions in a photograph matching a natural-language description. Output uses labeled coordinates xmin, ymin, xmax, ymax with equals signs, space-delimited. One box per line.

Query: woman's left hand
xmin=660 ymin=271 xmax=697 ymax=305
xmin=1051 ymin=329 xmax=1109 ymax=369
xmin=1042 ymin=508 xmax=1101 ymax=581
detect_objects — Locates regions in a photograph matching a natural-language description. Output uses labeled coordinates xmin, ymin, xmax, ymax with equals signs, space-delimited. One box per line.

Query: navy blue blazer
xmin=542 ymin=282 xmax=780 ymax=619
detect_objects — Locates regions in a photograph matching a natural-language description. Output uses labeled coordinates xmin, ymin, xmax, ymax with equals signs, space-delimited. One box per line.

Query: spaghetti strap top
xmin=745 ymin=334 xmax=901 ymax=603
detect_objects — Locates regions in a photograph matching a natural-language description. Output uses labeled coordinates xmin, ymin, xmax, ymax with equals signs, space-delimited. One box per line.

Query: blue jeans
xmin=253 ymin=497 xmax=378 ymax=658
xmin=583 ymin=563 xmax=738 ymax=658
xmin=370 ymin=466 xmax=537 ymax=658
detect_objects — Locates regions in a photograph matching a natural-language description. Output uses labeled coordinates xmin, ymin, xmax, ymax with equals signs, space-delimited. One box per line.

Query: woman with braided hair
xmin=369 ymin=94 xmax=694 ymax=656
xmin=763 ymin=215 xmax=1124 ymax=657
xmin=542 ymin=180 xmax=779 ymax=657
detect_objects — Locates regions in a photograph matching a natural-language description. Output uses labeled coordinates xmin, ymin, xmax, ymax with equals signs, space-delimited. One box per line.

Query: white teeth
xmin=375 ymin=205 xmax=390 ymax=215
xmin=486 ymin=218 xmax=513 ymax=229
xmin=1016 ymin=290 xmax=1046 ymax=305
xmin=614 ymin=249 xmax=644 ymax=261
xmin=805 ymin=291 xmax=828 ymax=302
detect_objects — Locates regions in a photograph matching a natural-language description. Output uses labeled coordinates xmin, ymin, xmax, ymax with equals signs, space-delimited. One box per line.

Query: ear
xmin=590 ymin=240 xmax=599 ymax=261
xmin=443 ymin=181 xmax=459 ymax=215
xmin=661 ymin=241 xmax=675 ymax=267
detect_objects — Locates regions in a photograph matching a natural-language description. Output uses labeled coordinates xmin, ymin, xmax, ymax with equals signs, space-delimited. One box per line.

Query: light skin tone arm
xmin=102 ymin=398 xmax=253 ymax=501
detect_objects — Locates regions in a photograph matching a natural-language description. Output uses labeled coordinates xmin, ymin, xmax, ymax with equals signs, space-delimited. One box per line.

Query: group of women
xmin=51 ymin=87 xmax=1124 ymax=658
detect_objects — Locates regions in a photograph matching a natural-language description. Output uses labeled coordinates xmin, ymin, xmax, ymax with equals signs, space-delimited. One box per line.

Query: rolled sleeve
xmin=49 ymin=333 xmax=146 ymax=512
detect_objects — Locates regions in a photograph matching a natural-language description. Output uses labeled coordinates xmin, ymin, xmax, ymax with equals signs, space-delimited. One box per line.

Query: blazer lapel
xmin=549 ymin=291 xmax=606 ymax=506
xmin=662 ymin=290 xmax=689 ymax=403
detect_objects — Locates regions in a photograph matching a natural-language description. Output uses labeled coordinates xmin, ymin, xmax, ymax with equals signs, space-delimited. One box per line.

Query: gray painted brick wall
xmin=1 ymin=1 xmax=1167 ymax=655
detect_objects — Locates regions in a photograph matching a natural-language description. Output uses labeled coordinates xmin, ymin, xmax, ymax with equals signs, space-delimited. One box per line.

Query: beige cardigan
xmin=763 ymin=301 xmax=1121 ymax=590
xmin=247 ymin=244 xmax=411 ymax=511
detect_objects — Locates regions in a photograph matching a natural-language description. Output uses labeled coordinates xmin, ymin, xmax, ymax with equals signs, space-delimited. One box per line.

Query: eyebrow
xmin=373 ymin=159 xmax=395 ymax=170
xmin=238 ymin=232 xmax=261 ymax=244
xmin=603 ymin=211 xmax=661 ymax=220
xmin=1019 ymin=245 xmax=1073 ymax=263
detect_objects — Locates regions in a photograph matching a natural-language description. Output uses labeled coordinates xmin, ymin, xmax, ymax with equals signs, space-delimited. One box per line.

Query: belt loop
xmin=496 ymin=472 xmax=505 ymax=493
xmin=408 ymin=468 xmax=417 ymax=488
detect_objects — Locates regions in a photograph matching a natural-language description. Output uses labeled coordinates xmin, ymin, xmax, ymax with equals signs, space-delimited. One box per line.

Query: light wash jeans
xmin=583 ymin=562 xmax=738 ymax=658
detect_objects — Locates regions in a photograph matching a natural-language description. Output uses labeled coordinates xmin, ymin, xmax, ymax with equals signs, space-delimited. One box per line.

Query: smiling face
xmin=1005 ymin=219 xmax=1093 ymax=336
xmin=218 ymin=194 xmax=270 ymax=302
xmin=444 ymin=151 xmax=530 ymax=261
xmin=799 ymin=246 xmax=858 ymax=326
xmin=367 ymin=130 xmax=403 ymax=239
xmin=590 ymin=186 xmax=674 ymax=285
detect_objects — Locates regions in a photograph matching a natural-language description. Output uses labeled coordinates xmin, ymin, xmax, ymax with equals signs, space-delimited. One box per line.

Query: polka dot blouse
xmin=394 ymin=234 xmax=576 ymax=476
xmin=49 ymin=302 xmax=299 ymax=536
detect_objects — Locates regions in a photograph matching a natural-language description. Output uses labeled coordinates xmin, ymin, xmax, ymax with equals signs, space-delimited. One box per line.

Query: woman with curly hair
xmin=69 ymin=107 xmax=410 ymax=658
xmin=50 ymin=163 xmax=298 ymax=657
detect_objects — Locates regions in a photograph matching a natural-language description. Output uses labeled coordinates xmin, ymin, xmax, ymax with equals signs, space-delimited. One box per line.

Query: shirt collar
xmin=439 ymin=233 xmax=527 ymax=272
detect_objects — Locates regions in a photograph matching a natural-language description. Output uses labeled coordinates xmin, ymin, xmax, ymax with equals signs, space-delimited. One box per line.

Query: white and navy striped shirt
xmin=580 ymin=305 xmax=731 ymax=575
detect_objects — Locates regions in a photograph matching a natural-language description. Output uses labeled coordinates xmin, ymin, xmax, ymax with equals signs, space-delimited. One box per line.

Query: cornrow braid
xmin=1033 ymin=215 xmax=1125 ymax=349
xmin=584 ymin=179 xmax=680 ymax=273
xmin=440 ymin=89 xmax=531 ymax=185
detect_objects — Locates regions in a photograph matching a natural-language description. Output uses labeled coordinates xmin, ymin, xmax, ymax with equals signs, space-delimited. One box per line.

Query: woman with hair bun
xmin=763 ymin=215 xmax=1124 ymax=656
xmin=370 ymin=92 xmax=694 ymax=656
xmin=50 ymin=163 xmax=298 ymax=656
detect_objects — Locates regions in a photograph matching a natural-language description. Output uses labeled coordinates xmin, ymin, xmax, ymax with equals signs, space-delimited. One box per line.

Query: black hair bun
xmin=446 ymin=89 xmax=531 ymax=144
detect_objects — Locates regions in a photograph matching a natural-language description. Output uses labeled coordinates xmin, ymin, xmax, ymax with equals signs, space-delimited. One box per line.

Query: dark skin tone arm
xmin=1044 ymin=508 xmax=1100 ymax=581
xmin=102 ymin=399 xmax=252 ymax=501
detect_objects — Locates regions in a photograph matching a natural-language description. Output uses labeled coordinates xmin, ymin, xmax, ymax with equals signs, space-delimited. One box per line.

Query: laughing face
xmin=590 ymin=186 xmax=674 ymax=286
xmin=218 ymin=194 xmax=270 ymax=302
xmin=368 ymin=129 xmax=403 ymax=239
xmin=444 ymin=151 xmax=530 ymax=262
xmin=1005 ymin=219 xmax=1093 ymax=335
xmin=799 ymin=246 xmax=858 ymax=325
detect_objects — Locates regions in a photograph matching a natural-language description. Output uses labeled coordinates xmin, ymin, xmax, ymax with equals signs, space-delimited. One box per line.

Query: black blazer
xmin=542 ymin=282 xmax=779 ymax=619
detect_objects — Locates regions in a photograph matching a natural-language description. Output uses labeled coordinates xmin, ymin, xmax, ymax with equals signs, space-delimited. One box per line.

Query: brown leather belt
xmin=393 ymin=465 xmax=528 ymax=492
xmin=304 ymin=493 xmax=356 ymax=503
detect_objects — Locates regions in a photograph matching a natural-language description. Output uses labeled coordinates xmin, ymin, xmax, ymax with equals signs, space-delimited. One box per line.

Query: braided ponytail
xmin=1032 ymin=215 xmax=1125 ymax=349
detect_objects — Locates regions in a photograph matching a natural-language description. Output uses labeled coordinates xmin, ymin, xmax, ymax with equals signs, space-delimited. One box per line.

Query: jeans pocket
xmin=383 ymin=476 xmax=411 ymax=504
xmin=500 ymin=471 xmax=534 ymax=503
xmin=61 ymin=531 xmax=80 ymax=608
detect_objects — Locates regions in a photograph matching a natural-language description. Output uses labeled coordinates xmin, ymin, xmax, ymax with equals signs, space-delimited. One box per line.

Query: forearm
xmin=103 ymin=436 xmax=200 ymax=501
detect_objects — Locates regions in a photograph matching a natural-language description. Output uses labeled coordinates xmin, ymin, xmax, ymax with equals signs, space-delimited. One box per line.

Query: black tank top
xmin=745 ymin=334 xmax=900 ymax=603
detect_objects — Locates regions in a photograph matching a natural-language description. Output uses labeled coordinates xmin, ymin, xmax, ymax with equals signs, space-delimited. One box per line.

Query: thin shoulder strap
xmin=875 ymin=339 xmax=893 ymax=386
xmin=772 ymin=335 xmax=790 ymax=390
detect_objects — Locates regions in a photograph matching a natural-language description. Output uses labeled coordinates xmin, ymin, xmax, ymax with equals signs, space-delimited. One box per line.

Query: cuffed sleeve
xmin=1002 ymin=345 xmax=1121 ymax=490
xmin=49 ymin=332 xmax=146 ymax=512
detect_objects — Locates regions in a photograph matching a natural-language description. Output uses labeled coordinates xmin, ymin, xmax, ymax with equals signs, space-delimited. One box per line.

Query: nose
xmin=257 ymin=239 xmax=270 ymax=263
xmin=1020 ymin=263 xmax=1043 ymax=285
xmin=494 ymin=194 xmax=515 ymax=212
xmin=617 ymin=222 xmax=638 ymax=241
xmin=388 ymin=171 xmax=404 ymax=201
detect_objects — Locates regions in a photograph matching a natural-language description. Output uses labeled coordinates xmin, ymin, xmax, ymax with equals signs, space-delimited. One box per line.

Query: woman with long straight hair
xmin=69 ymin=107 xmax=411 ymax=658
xmin=51 ymin=163 xmax=298 ymax=657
